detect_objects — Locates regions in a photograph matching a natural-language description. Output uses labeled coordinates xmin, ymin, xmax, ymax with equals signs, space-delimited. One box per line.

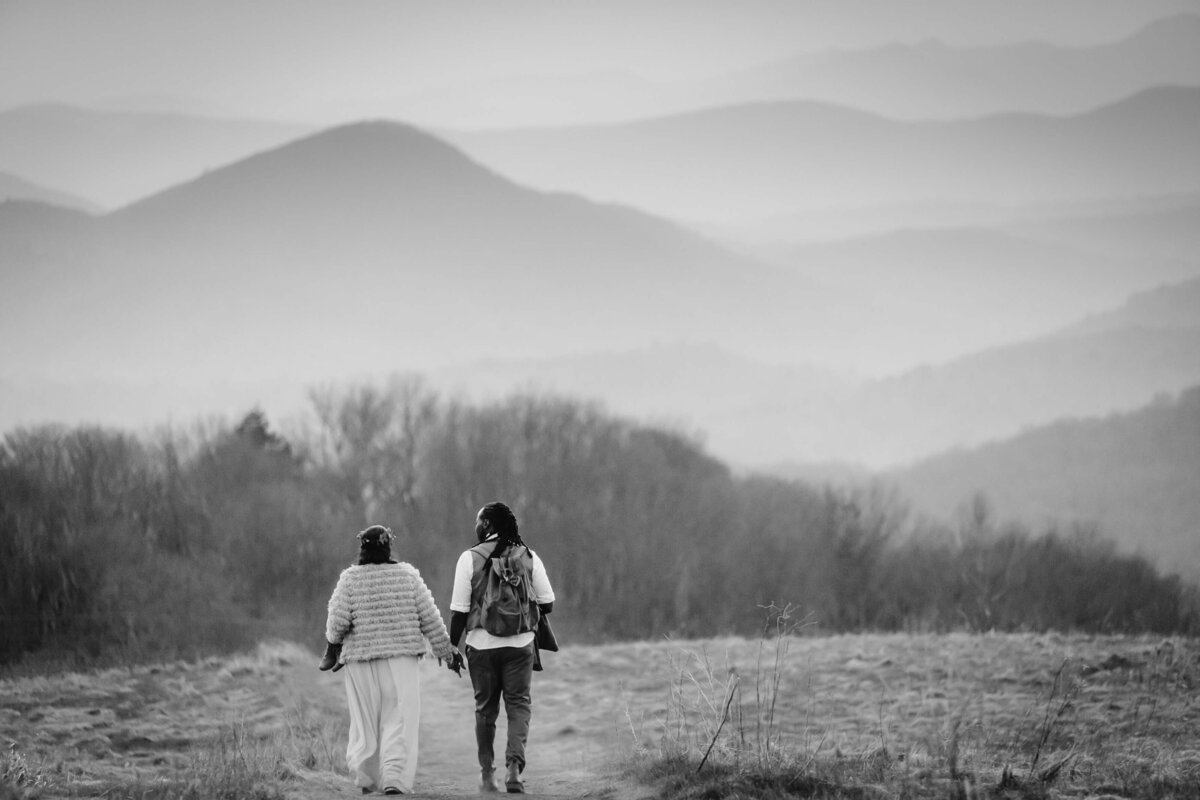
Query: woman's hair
xmin=480 ymin=501 xmax=525 ymax=556
xmin=356 ymin=524 xmax=396 ymax=565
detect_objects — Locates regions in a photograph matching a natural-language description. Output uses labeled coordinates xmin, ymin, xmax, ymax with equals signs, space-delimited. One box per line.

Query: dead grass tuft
xmin=1 ymin=741 xmax=50 ymax=798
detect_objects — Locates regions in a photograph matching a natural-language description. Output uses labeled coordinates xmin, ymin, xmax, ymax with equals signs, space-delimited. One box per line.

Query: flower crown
xmin=357 ymin=525 xmax=395 ymax=545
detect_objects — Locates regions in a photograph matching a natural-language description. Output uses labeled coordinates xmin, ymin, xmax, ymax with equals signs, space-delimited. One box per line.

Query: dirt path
xmin=0 ymin=641 xmax=652 ymax=800
xmin=288 ymin=646 xmax=643 ymax=799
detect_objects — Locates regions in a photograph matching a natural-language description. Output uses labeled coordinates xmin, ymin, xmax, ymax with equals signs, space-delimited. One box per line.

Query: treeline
xmin=2 ymin=377 xmax=1196 ymax=670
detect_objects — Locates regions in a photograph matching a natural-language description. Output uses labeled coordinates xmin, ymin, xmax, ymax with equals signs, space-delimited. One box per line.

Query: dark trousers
xmin=465 ymin=643 xmax=534 ymax=771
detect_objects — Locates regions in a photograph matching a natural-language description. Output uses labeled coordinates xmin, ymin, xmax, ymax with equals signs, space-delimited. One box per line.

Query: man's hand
xmin=441 ymin=652 xmax=463 ymax=676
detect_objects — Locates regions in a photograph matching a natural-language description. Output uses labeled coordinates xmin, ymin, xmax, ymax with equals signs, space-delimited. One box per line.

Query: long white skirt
xmin=343 ymin=656 xmax=421 ymax=792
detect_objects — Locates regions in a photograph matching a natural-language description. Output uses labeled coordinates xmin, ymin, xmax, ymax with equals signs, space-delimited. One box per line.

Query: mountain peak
xmin=221 ymin=118 xmax=495 ymax=181
xmin=112 ymin=118 xmax=514 ymax=218
xmin=291 ymin=118 xmax=447 ymax=150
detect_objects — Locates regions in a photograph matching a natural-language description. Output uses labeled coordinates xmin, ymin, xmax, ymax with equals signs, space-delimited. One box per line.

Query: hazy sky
xmin=2 ymin=0 xmax=1198 ymax=464
xmin=4 ymin=0 xmax=1199 ymax=125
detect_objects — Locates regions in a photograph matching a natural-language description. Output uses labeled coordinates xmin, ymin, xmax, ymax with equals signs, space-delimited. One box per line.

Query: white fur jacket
xmin=325 ymin=562 xmax=455 ymax=664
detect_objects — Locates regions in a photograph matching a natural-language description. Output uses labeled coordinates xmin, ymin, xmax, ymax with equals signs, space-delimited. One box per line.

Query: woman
xmin=322 ymin=524 xmax=463 ymax=795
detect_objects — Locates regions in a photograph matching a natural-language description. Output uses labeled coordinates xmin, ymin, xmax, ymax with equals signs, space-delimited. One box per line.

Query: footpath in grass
xmin=0 ymin=640 xmax=645 ymax=799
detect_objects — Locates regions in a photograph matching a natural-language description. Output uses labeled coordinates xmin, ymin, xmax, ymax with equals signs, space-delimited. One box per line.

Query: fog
xmin=1 ymin=0 xmax=1198 ymax=482
xmin=4 ymin=0 xmax=1198 ymax=126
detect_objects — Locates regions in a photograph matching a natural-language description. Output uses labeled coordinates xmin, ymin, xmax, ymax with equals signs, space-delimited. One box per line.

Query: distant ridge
xmin=1 ymin=120 xmax=830 ymax=384
xmin=1007 ymin=195 xmax=1200 ymax=261
xmin=765 ymin=225 xmax=1199 ymax=368
xmin=719 ymin=276 xmax=1200 ymax=467
xmin=680 ymin=14 xmax=1200 ymax=121
xmin=1063 ymin=276 xmax=1200 ymax=335
xmin=0 ymin=104 xmax=315 ymax=208
xmin=386 ymin=13 xmax=1200 ymax=127
xmin=885 ymin=385 xmax=1200 ymax=578
xmin=0 ymin=171 xmax=100 ymax=213
xmin=444 ymin=86 xmax=1200 ymax=224
xmin=430 ymin=277 xmax=1200 ymax=470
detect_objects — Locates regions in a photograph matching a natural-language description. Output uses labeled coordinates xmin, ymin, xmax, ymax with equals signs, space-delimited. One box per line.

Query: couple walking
xmin=320 ymin=501 xmax=555 ymax=795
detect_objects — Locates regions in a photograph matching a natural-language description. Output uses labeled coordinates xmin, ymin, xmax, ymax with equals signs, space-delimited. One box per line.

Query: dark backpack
xmin=470 ymin=542 xmax=539 ymax=637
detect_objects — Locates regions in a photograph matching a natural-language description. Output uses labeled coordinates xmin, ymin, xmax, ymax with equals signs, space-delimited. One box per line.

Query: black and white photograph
xmin=2 ymin=1 xmax=1198 ymax=797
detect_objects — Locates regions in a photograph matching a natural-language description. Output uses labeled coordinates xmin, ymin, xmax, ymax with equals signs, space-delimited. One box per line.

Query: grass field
xmin=1 ymin=631 xmax=1197 ymax=799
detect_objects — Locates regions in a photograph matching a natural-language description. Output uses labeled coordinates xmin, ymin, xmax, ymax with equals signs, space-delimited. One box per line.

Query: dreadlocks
xmin=479 ymin=501 xmax=526 ymax=557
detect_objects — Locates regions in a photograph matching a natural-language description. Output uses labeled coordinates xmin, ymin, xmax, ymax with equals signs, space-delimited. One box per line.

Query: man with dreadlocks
xmin=449 ymin=502 xmax=555 ymax=793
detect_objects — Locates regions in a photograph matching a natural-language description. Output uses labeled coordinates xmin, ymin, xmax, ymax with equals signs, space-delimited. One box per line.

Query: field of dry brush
xmin=2 ymin=632 xmax=1197 ymax=798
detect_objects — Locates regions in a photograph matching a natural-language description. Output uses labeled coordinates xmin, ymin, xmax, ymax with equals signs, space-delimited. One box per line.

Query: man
xmin=450 ymin=501 xmax=555 ymax=793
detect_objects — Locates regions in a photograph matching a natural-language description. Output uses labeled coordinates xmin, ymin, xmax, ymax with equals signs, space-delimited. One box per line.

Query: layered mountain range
xmin=1 ymin=10 xmax=1198 ymax=573
xmin=678 ymin=13 xmax=1200 ymax=121
xmin=366 ymin=13 xmax=1200 ymax=127
xmin=442 ymin=86 xmax=1200 ymax=225
xmin=433 ymin=274 xmax=1200 ymax=467
xmin=2 ymin=14 xmax=1196 ymax=211
xmin=0 ymin=121 xmax=828 ymax=384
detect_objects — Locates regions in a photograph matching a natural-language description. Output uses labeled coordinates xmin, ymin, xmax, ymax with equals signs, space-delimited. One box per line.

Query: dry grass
xmin=617 ymin=629 xmax=1200 ymax=799
xmin=0 ymin=641 xmax=347 ymax=799
xmin=2 ymin=633 xmax=1197 ymax=799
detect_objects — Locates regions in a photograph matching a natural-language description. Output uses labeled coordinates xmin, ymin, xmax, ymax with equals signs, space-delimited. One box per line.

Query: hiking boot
xmin=318 ymin=641 xmax=342 ymax=671
xmin=505 ymin=762 xmax=524 ymax=793
xmin=480 ymin=768 xmax=502 ymax=792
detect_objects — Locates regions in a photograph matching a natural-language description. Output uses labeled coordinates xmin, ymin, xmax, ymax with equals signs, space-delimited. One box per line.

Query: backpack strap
xmin=466 ymin=543 xmax=492 ymax=633
xmin=469 ymin=541 xmax=494 ymax=571
xmin=471 ymin=540 xmax=528 ymax=568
